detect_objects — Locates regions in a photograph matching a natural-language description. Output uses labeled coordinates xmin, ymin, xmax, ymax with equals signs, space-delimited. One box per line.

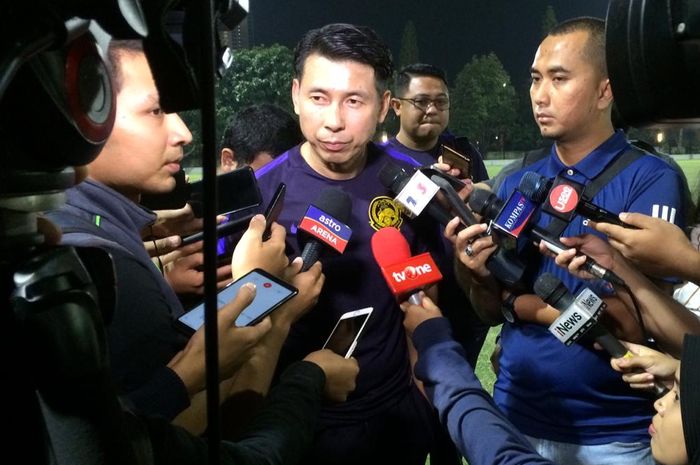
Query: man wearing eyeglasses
xmin=384 ymin=63 xmax=488 ymax=183
xmin=382 ymin=63 xmax=489 ymax=368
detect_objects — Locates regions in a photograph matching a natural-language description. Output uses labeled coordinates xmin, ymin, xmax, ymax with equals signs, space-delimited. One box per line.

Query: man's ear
xmin=598 ymin=78 xmax=614 ymax=110
xmin=390 ymin=98 xmax=402 ymax=117
xmin=378 ymin=90 xmax=392 ymax=124
xmin=291 ymin=78 xmax=301 ymax=116
xmin=220 ymin=148 xmax=238 ymax=172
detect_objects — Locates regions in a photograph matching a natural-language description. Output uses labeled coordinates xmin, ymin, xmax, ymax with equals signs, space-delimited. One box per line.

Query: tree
xmin=541 ymin=5 xmax=558 ymax=37
xmin=398 ymin=20 xmax=419 ymax=68
xmin=217 ymin=44 xmax=295 ymax=135
xmin=450 ymin=53 xmax=518 ymax=156
xmin=180 ymin=44 xmax=295 ymax=167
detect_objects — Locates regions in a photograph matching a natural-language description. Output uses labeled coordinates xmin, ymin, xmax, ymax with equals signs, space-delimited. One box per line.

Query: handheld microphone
xmin=468 ymin=184 xmax=624 ymax=287
xmin=380 ymin=163 xmax=525 ymax=288
xmin=297 ymin=188 xmax=353 ymax=271
xmin=530 ymin=228 xmax=625 ymax=286
xmin=371 ymin=227 xmax=442 ymax=305
xmin=429 ymin=174 xmax=480 ymax=227
xmin=468 ymin=188 xmax=502 ymax=221
xmin=467 ymin=188 xmax=538 ymax=240
xmin=180 ymin=213 xmax=254 ymax=246
xmin=378 ymin=162 xmax=453 ymax=226
xmin=534 ymin=273 xmax=667 ymax=395
xmin=520 ymin=172 xmax=636 ymax=228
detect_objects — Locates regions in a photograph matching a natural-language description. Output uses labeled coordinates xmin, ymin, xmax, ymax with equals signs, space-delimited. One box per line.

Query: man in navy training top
xmin=448 ymin=17 xmax=685 ymax=465
xmin=254 ymin=24 xmax=454 ymax=465
xmin=382 ymin=63 xmax=489 ymax=367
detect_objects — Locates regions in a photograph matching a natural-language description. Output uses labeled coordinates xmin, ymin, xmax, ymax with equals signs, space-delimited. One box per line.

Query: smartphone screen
xmin=177 ymin=269 xmax=297 ymax=333
xmin=263 ymin=183 xmax=286 ymax=241
xmin=323 ymin=307 xmax=373 ymax=358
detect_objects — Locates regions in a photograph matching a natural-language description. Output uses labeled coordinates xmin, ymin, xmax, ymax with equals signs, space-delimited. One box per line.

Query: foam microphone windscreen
xmin=519 ymin=172 xmax=552 ymax=203
xmin=371 ymin=226 xmax=411 ymax=268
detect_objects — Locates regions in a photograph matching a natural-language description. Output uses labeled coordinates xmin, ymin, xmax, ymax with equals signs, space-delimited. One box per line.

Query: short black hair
xmin=219 ymin=104 xmax=302 ymax=165
xmin=394 ymin=63 xmax=448 ymax=97
xmin=293 ymin=23 xmax=393 ymax=93
xmin=548 ymin=17 xmax=607 ymax=78
xmin=107 ymin=40 xmax=144 ymax=93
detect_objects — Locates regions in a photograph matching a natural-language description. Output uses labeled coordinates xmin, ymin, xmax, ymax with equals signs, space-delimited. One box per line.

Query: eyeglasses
xmin=395 ymin=96 xmax=450 ymax=111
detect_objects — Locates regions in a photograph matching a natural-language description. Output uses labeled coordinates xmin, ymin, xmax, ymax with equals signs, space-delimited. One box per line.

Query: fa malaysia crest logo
xmin=368 ymin=196 xmax=404 ymax=231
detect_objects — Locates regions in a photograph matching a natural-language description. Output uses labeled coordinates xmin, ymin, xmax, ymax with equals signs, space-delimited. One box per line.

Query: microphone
xmin=530 ymin=228 xmax=625 ymax=286
xmin=534 ymin=273 xmax=667 ymax=395
xmin=429 ymin=174 xmax=480 ymax=227
xmin=468 ymin=188 xmax=502 ymax=221
xmin=520 ymin=172 xmax=636 ymax=228
xmin=468 ymin=182 xmax=625 ymax=287
xmin=297 ymin=187 xmax=353 ymax=271
xmin=371 ymin=227 xmax=442 ymax=305
xmin=381 ymin=163 xmax=526 ymax=288
xmin=467 ymin=187 xmax=538 ymax=241
xmin=378 ymin=162 xmax=453 ymax=225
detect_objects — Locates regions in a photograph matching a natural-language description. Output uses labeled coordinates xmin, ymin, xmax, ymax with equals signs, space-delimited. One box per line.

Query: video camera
xmin=1 ymin=1 xmax=246 ymax=463
xmin=607 ymin=0 xmax=700 ymax=126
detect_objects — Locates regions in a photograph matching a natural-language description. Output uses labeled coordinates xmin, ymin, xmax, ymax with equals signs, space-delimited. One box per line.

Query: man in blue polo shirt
xmin=382 ymin=63 xmax=489 ymax=368
xmin=255 ymin=24 xmax=453 ymax=465
xmin=449 ymin=17 xmax=685 ymax=465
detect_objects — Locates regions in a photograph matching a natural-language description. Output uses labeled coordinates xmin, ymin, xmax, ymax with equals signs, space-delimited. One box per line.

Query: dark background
xmin=249 ymin=0 xmax=609 ymax=84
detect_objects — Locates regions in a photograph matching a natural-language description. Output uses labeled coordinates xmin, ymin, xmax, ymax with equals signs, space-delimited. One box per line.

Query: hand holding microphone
xmin=534 ymin=273 xmax=668 ymax=395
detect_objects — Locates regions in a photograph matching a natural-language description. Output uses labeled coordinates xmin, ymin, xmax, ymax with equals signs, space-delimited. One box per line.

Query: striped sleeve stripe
xmin=652 ymin=204 xmax=677 ymax=223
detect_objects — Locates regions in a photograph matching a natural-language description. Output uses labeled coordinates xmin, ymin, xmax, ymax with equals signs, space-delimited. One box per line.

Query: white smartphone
xmin=322 ymin=307 xmax=373 ymax=358
xmin=176 ymin=268 xmax=297 ymax=334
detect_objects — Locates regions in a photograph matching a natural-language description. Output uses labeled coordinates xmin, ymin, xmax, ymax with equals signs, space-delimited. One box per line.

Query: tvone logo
xmin=392 ymin=264 xmax=433 ymax=282
xmin=549 ymin=184 xmax=578 ymax=213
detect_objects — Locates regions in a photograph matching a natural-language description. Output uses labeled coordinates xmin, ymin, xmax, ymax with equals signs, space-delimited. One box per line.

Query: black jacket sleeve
xmin=136 ymin=360 xmax=326 ymax=465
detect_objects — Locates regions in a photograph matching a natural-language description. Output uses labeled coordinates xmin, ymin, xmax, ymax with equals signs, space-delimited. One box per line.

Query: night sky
xmin=249 ymin=0 xmax=609 ymax=86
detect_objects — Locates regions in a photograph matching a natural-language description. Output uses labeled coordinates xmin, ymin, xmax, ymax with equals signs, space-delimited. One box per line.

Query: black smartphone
xmin=440 ymin=144 xmax=472 ymax=179
xmin=262 ymin=183 xmax=286 ymax=241
xmin=420 ymin=167 xmax=466 ymax=191
xmin=175 ymin=268 xmax=298 ymax=334
xmin=180 ymin=212 xmax=254 ymax=247
xmin=188 ymin=167 xmax=262 ymax=217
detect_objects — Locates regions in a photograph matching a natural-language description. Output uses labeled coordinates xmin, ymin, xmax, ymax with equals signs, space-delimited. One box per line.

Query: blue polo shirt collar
xmin=546 ymin=130 xmax=628 ymax=181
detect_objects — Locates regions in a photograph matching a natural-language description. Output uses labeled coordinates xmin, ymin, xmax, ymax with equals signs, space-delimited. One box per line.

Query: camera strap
xmin=544 ymin=146 xmax=644 ymax=238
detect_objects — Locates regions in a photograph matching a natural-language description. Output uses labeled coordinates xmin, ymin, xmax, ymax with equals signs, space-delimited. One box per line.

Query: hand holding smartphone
xmin=176 ymin=268 xmax=297 ymax=334
xmin=439 ymin=144 xmax=472 ymax=179
xmin=323 ymin=307 xmax=373 ymax=358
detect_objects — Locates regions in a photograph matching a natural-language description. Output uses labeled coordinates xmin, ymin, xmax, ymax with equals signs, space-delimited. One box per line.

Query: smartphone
xmin=440 ymin=144 xmax=472 ymax=179
xmin=188 ymin=167 xmax=262 ymax=217
xmin=176 ymin=268 xmax=298 ymax=334
xmin=322 ymin=307 xmax=373 ymax=358
xmin=180 ymin=212 xmax=254 ymax=247
xmin=262 ymin=183 xmax=286 ymax=241
xmin=419 ymin=166 xmax=466 ymax=191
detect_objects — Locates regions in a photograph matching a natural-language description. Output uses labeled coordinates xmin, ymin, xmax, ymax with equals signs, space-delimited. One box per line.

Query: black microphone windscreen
xmin=468 ymin=189 xmax=501 ymax=220
xmin=314 ymin=187 xmax=352 ymax=224
xmin=533 ymin=273 xmax=571 ymax=309
xmin=519 ymin=172 xmax=551 ymax=203
xmin=378 ymin=162 xmax=411 ymax=193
